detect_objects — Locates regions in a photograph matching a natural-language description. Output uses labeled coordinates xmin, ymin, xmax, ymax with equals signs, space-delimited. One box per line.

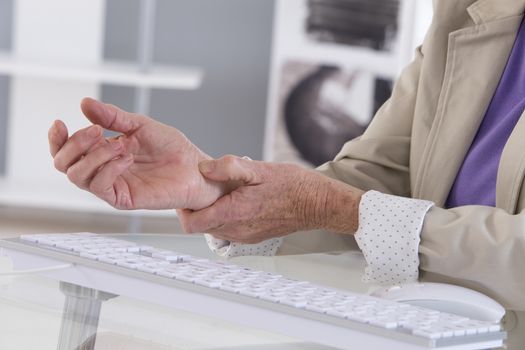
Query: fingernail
xmin=199 ymin=160 xmax=214 ymax=173
xmin=51 ymin=121 xmax=59 ymax=134
xmin=88 ymin=125 xmax=101 ymax=138
xmin=52 ymin=120 xmax=62 ymax=132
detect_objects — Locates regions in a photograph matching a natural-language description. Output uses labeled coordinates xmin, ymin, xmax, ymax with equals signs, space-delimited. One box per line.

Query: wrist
xmin=323 ymin=179 xmax=363 ymax=233
xmin=293 ymin=170 xmax=329 ymax=230
xmin=295 ymin=170 xmax=363 ymax=233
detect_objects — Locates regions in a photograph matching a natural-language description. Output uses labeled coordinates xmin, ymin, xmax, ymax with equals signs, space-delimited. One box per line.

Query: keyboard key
xmin=137 ymin=265 xmax=162 ymax=274
xmin=116 ymin=261 xmax=140 ymax=269
xmin=489 ymin=324 xmax=501 ymax=332
xmin=281 ymin=298 xmax=307 ymax=308
xmin=157 ymin=270 xmax=177 ymax=279
xmin=195 ymin=278 xmax=222 ymax=288
xmin=369 ymin=318 xmax=399 ymax=330
xmin=413 ymin=329 xmax=442 ymax=339
xmin=20 ymin=235 xmax=40 ymax=243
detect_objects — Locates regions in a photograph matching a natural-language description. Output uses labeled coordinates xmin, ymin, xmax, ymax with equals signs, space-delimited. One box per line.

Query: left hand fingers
xmin=66 ymin=140 xmax=125 ymax=190
xmin=89 ymin=154 xmax=134 ymax=208
xmin=48 ymin=119 xmax=68 ymax=157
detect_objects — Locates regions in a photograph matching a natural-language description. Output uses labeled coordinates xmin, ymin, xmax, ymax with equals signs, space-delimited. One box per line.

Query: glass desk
xmin=0 ymin=234 xmax=371 ymax=350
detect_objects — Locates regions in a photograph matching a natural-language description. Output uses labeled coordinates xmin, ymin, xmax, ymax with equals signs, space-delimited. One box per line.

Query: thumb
xmin=80 ymin=97 xmax=145 ymax=135
xmin=199 ymin=155 xmax=260 ymax=184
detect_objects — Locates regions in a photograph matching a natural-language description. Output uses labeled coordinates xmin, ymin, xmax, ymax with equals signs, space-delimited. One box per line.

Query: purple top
xmin=446 ymin=18 xmax=525 ymax=208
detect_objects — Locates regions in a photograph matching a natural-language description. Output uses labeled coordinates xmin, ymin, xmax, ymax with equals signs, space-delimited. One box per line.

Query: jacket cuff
xmin=354 ymin=191 xmax=434 ymax=285
xmin=204 ymin=234 xmax=283 ymax=258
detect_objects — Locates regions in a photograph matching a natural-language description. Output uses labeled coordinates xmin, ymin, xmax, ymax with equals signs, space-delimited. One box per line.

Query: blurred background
xmin=0 ymin=0 xmax=432 ymax=236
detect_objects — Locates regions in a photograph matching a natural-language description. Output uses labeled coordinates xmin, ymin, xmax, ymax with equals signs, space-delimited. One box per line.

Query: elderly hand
xmin=48 ymin=98 xmax=227 ymax=210
xmin=178 ymin=156 xmax=364 ymax=244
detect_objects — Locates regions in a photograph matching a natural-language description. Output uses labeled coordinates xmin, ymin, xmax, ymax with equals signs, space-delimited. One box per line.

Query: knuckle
xmin=66 ymin=167 xmax=80 ymax=184
xmin=222 ymin=155 xmax=238 ymax=168
xmin=53 ymin=157 xmax=66 ymax=173
xmin=73 ymin=129 xmax=97 ymax=148
xmin=245 ymin=169 xmax=258 ymax=183
xmin=104 ymin=141 xmax=122 ymax=156
xmin=89 ymin=181 xmax=103 ymax=196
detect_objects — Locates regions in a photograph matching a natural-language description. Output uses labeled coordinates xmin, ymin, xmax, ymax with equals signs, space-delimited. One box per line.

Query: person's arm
xmin=195 ymin=17 xmax=427 ymax=257
xmin=187 ymin=155 xmax=525 ymax=310
xmin=184 ymin=157 xmax=431 ymax=273
xmin=356 ymin=191 xmax=525 ymax=310
xmin=306 ymin=8 xmax=525 ymax=310
xmin=186 ymin=158 xmax=434 ymax=287
xmin=178 ymin=157 xmax=364 ymax=258
xmin=419 ymin=206 xmax=525 ymax=310
xmin=195 ymin=29 xmax=427 ymax=257
xmin=48 ymin=98 xmax=230 ymax=211
xmin=186 ymin=5 xmax=525 ymax=311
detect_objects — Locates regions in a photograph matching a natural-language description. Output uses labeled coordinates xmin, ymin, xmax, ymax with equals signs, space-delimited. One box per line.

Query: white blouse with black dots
xmin=205 ymin=234 xmax=283 ymax=257
xmin=354 ymin=191 xmax=434 ymax=285
xmin=205 ymin=190 xmax=434 ymax=285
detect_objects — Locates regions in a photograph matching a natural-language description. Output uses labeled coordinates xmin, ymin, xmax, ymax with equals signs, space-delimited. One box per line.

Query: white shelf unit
xmin=0 ymin=53 xmax=202 ymax=90
xmin=0 ymin=0 xmax=201 ymax=224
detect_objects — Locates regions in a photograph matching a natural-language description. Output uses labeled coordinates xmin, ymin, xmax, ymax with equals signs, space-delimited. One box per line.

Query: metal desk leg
xmin=57 ymin=282 xmax=117 ymax=350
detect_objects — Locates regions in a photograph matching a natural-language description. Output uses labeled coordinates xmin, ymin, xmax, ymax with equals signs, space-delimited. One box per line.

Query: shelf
xmin=0 ymin=52 xmax=203 ymax=90
xmin=0 ymin=178 xmax=177 ymax=218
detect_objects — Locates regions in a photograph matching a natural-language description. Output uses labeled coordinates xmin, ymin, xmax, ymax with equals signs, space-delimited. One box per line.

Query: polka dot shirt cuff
xmin=204 ymin=234 xmax=283 ymax=258
xmin=354 ymin=191 xmax=434 ymax=285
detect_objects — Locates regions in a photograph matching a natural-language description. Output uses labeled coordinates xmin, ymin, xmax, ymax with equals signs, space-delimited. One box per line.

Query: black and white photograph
xmin=306 ymin=0 xmax=401 ymax=52
xmin=272 ymin=60 xmax=393 ymax=166
xmin=266 ymin=0 xmax=409 ymax=165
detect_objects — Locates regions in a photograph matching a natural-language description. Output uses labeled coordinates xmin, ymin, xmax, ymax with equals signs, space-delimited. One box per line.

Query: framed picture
xmin=272 ymin=60 xmax=392 ymax=167
xmin=265 ymin=0 xmax=431 ymax=167
xmin=306 ymin=0 xmax=401 ymax=52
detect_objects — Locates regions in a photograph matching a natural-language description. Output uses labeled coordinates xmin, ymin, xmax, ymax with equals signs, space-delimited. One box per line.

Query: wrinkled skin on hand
xmin=178 ymin=156 xmax=363 ymax=244
xmin=48 ymin=98 xmax=226 ymax=210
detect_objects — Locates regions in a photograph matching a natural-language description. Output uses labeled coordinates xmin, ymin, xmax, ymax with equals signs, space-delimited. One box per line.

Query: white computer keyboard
xmin=0 ymin=233 xmax=506 ymax=350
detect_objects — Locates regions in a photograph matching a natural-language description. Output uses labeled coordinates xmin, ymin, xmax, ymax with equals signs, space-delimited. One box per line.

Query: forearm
xmin=295 ymin=169 xmax=364 ymax=234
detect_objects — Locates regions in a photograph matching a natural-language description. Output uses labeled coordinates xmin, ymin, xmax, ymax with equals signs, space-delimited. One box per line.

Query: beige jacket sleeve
xmin=317 ymin=39 xmax=525 ymax=310
xmin=419 ymin=206 xmax=525 ymax=310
